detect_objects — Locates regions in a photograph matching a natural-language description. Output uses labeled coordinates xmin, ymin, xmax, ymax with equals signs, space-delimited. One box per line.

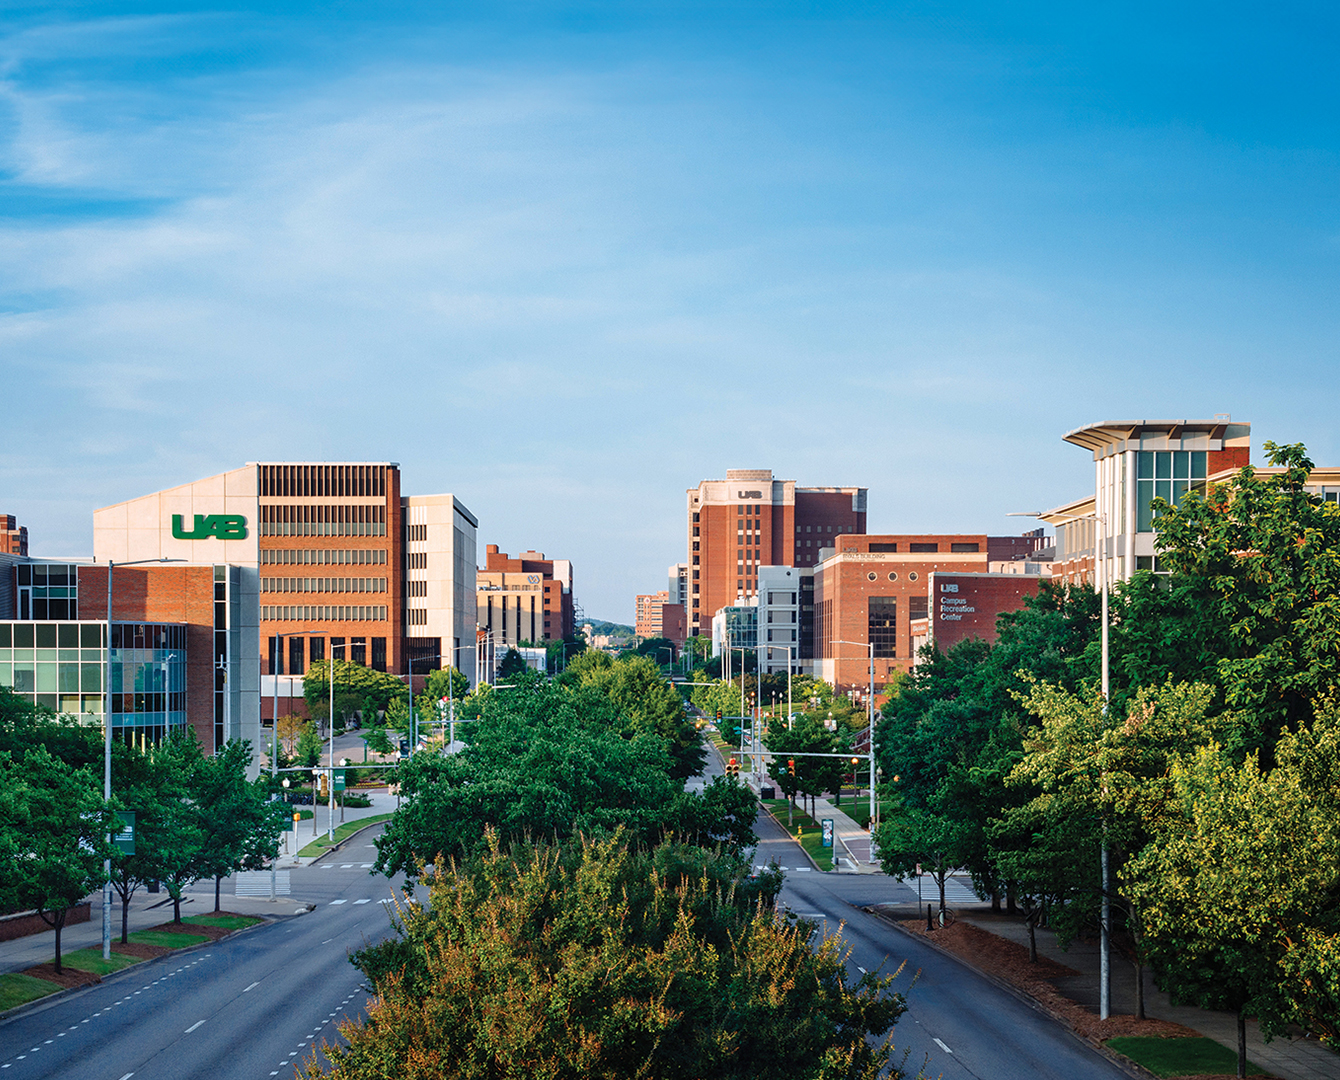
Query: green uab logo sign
xmin=171 ymin=514 xmax=248 ymax=540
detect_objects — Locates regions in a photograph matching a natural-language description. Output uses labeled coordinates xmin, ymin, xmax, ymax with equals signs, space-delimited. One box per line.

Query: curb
xmin=759 ymin=803 xmax=833 ymax=873
xmin=863 ymin=905 xmax=1160 ymax=1080
xmin=300 ymin=816 xmax=394 ymax=863
xmin=0 ymin=907 xmax=311 ymax=1027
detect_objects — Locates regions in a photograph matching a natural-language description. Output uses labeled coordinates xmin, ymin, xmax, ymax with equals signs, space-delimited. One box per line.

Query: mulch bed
xmin=23 ymin=964 xmax=101 ymax=989
xmin=21 ymin=912 xmax=255 ymax=992
xmin=894 ymin=917 xmax=1200 ymax=1043
xmin=141 ymin=917 xmax=239 ymax=942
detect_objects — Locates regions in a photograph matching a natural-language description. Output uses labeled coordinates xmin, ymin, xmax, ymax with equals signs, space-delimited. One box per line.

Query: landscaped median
xmin=759 ymin=797 xmax=835 ymax=871
xmin=297 ymin=812 xmax=394 ymax=859
xmin=0 ymin=913 xmax=262 ymax=1014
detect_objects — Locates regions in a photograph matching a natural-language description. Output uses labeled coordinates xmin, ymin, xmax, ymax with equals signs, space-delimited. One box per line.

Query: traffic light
xmin=787 ymin=758 xmax=795 ymax=777
xmin=727 ymin=756 xmax=739 ymax=778
xmin=716 ymin=709 xmax=722 ymax=721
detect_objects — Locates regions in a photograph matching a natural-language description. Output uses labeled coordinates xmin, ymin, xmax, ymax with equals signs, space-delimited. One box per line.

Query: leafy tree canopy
xmin=328 ymin=832 xmax=906 ymax=1080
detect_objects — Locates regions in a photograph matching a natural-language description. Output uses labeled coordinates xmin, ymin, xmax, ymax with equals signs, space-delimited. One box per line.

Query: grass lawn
xmin=298 ymin=812 xmax=394 ymax=858
xmin=1105 ymin=1036 xmax=1269 ymax=1077
xmin=127 ymin=930 xmax=210 ymax=949
xmin=760 ymin=798 xmax=834 ymax=871
xmin=59 ymin=947 xmax=142 ymax=976
xmin=0 ymin=972 xmax=61 ymax=1010
xmin=182 ymin=914 xmax=262 ymax=931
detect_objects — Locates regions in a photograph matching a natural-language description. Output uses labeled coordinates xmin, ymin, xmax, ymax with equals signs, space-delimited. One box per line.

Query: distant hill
xmin=583 ymin=619 xmax=635 ymax=638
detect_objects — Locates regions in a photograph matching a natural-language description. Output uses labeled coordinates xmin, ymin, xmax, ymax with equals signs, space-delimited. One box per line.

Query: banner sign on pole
xmin=114 ymin=811 xmax=136 ymax=854
xmin=821 ymin=819 xmax=834 ymax=848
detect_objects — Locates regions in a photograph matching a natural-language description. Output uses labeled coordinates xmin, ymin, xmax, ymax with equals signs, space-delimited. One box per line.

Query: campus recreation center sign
xmin=171 ymin=514 xmax=249 ymax=540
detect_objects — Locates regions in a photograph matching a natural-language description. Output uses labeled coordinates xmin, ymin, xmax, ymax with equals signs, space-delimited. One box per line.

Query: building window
xmin=910 ymin=543 xmax=938 ymax=553
xmin=951 ymin=543 xmax=979 ymax=553
xmin=1137 ymin=450 xmax=1207 ymax=532
xmin=909 ymin=596 xmax=928 ymax=620
xmin=351 ymin=637 xmax=367 ymax=666
xmin=289 ymin=636 xmax=305 ymax=675
xmin=869 ymin=597 xmax=897 ymax=658
xmin=310 ymin=637 xmax=326 ymax=663
xmin=870 ymin=543 xmax=897 ymax=552
xmin=371 ymin=637 xmax=387 ymax=671
xmin=888 ymin=572 xmax=898 ymax=581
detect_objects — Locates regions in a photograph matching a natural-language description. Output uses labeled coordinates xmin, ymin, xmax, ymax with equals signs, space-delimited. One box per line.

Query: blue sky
xmin=2 ymin=2 xmax=1337 ymax=622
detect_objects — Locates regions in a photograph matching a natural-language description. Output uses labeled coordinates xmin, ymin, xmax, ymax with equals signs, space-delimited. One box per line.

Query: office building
xmin=91 ymin=461 xmax=477 ymax=727
xmin=2 ymin=515 xmax=28 ymax=557
xmin=476 ymin=546 xmax=574 ymax=648
xmin=668 ymin=562 xmax=689 ymax=608
xmin=3 ymin=560 xmax=239 ymax=755
xmin=686 ymin=468 xmax=866 ymax=640
xmin=1044 ymin=419 xmax=1251 ymax=585
xmin=756 ymin=565 xmax=807 ymax=673
xmin=813 ymin=533 xmax=991 ymax=693
xmin=634 ymin=591 xmax=686 ymax=648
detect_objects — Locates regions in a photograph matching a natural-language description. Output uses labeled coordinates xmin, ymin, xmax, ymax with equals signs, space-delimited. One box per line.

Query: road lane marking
xmin=361 ymin=862 xmax=373 ymax=868
xmin=330 ymin=899 xmax=347 ymax=905
xmin=322 ymin=939 xmax=333 ymax=944
xmin=933 ymin=1038 xmax=953 ymax=1054
xmin=354 ymin=898 xmax=371 ymax=904
xmin=857 ymin=966 xmax=866 ymax=974
xmin=244 ymin=981 xmax=260 ymax=992
xmin=117 ymin=1074 xmax=134 ymax=1080
xmin=185 ymin=1020 xmax=206 ymax=1033
xmin=341 ymin=864 xmax=354 ymax=868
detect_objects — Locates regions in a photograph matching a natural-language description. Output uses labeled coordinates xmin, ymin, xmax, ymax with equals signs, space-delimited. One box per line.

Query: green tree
xmin=765 ymin=716 xmax=844 ymax=820
xmin=191 ymin=740 xmax=288 ymax=912
xmin=496 ymin=647 xmax=528 ymax=679
xmin=109 ymin=738 xmax=189 ymax=942
xmin=1153 ymin=440 xmax=1340 ymax=759
xmin=294 ymin=721 xmax=324 ymax=768
xmin=0 ymin=685 xmax=102 ymax=769
xmin=568 ymin=652 xmax=705 ymax=780
xmin=1 ymin=746 xmax=114 ymax=972
xmin=320 ymin=833 xmax=908 ymax=1080
xmin=303 ymin=659 xmax=408 ymax=725
xmin=1128 ymin=713 xmax=1340 ymax=1074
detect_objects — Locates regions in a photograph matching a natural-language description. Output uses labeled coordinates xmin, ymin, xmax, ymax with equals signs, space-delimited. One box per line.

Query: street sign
xmin=821 ymin=818 xmax=834 ymax=848
xmin=113 ymin=811 xmax=135 ymax=854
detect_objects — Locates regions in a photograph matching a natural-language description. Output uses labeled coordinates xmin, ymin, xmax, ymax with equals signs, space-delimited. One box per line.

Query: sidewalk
xmin=0 ymin=791 xmax=399 ymax=977
xmin=803 ymin=794 xmax=882 ymax=873
xmin=883 ymin=898 xmax=1340 ymax=1080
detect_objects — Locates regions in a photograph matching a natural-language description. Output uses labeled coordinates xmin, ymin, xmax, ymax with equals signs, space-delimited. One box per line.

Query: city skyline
xmin=3 ymin=3 xmax=1337 ymax=622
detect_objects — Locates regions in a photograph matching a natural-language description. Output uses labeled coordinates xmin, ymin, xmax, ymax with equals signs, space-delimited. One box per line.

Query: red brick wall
xmin=78 ymin=565 xmax=217 ymax=753
xmin=814 ymin=535 xmax=988 ymax=691
xmin=929 ymin=573 xmax=1043 ymax=653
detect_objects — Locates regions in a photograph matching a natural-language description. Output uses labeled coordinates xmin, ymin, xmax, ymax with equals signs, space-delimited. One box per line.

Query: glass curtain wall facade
xmin=0 ymin=620 xmax=187 ymax=744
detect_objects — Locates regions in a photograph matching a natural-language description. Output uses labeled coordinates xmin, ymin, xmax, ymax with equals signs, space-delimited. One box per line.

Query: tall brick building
xmin=686 ymin=469 xmax=866 ymax=641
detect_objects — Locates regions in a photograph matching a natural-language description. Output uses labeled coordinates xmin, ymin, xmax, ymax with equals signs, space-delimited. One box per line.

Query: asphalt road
xmin=0 ymin=836 xmax=421 ymax=1080
xmin=755 ymin=810 xmax=1131 ymax=1080
xmin=4 ymin=776 xmax=1130 ymax=1080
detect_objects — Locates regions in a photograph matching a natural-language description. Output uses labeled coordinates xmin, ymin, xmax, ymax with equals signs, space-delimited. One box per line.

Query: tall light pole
xmin=1010 ymin=505 xmax=1111 ymax=1019
xmin=832 ymin=638 xmax=877 ymax=826
xmin=762 ymin=644 xmax=794 ymax=729
xmin=102 ymin=556 xmax=183 ymax=961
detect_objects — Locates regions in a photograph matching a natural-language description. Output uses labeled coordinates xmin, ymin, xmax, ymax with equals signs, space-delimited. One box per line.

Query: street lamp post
xmin=762 ymin=644 xmax=794 ymax=729
xmin=102 ymin=556 xmax=184 ymax=962
xmin=1010 ymin=505 xmax=1112 ymax=1019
